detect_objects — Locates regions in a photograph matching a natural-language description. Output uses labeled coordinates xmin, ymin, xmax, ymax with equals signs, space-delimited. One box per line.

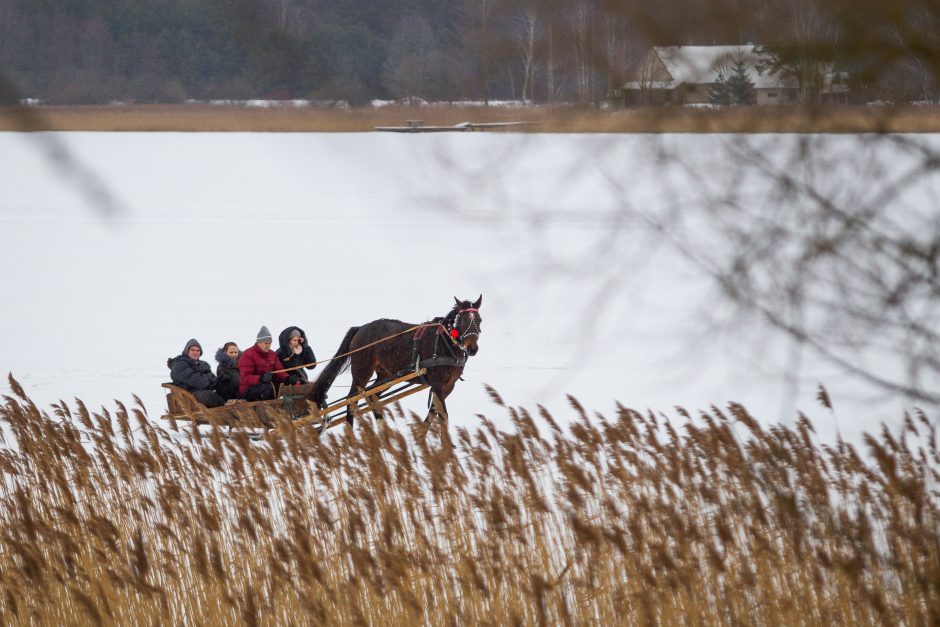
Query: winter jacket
xmin=168 ymin=339 xmax=218 ymax=393
xmin=276 ymin=326 xmax=317 ymax=383
xmin=238 ymin=343 xmax=288 ymax=396
xmin=215 ymin=347 xmax=240 ymax=401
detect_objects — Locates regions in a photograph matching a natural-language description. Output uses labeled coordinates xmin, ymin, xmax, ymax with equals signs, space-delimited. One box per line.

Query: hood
xmin=277 ymin=326 xmax=307 ymax=352
xmin=170 ymin=339 xmax=202 ymax=366
xmin=215 ymin=347 xmax=239 ymax=369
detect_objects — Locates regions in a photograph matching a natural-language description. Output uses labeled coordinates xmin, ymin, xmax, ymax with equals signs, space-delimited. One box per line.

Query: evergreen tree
xmin=710 ymin=58 xmax=756 ymax=106
xmin=708 ymin=67 xmax=731 ymax=105
xmin=726 ymin=59 xmax=756 ymax=105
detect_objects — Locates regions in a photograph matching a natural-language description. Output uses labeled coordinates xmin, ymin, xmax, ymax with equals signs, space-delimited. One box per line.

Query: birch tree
xmin=569 ymin=0 xmax=594 ymax=103
xmin=383 ymin=15 xmax=439 ymax=101
xmin=513 ymin=3 xmax=539 ymax=102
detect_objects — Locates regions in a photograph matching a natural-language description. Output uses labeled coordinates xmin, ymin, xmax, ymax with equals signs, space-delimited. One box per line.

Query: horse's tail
xmin=309 ymin=326 xmax=360 ymax=408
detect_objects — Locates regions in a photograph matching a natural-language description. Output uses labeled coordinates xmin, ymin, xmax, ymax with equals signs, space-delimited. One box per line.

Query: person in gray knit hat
xmin=238 ymin=325 xmax=288 ymax=401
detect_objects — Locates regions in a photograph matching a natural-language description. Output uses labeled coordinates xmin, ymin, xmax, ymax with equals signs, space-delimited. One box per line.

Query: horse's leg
xmin=369 ymin=366 xmax=393 ymax=422
xmin=424 ymin=380 xmax=441 ymax=424
xmin=426 ymin=392 xmax=447 ymax=423
xmin=425 ymin=378 xmax=456 ymax=424
xmin=347 ymin=357 xmax=375 ymax=427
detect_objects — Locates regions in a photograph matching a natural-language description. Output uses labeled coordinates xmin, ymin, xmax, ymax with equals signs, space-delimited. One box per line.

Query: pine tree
xmin=708 ymin=68 xmax=731 ymax=105
xmin=710 ymin=58 xmax=756 ymax=106
xmin=726 ymin=59 xmax=756 ymax=105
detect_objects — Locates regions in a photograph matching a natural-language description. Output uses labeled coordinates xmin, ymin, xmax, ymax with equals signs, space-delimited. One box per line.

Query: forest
xmin=0 ymin=0 xmax=937 ymax=105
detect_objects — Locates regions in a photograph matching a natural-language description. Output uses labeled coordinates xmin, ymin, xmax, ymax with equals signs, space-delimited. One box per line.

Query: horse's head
xmin=451 ymin=295 xmax=483 ymax=356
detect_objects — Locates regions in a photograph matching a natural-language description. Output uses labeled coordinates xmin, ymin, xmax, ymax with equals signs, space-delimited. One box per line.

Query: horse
xmin=309 ymin=296 xmax=483 ymax=427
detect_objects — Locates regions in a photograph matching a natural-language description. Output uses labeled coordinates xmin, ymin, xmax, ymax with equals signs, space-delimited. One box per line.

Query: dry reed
xmin=0 ymin=374 xmax=937 ymax=625
xmin=3 ymin=104 xmax=940 ymax=133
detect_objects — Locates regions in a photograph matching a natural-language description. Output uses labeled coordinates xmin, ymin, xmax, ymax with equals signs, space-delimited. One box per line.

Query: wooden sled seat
xmin=277 ymin=382 xmax=316 ymax=397
xmin=161 ymin=382 xmax=316 ymax=429
xmin=161 ymin=383 xmax=206 ymax=415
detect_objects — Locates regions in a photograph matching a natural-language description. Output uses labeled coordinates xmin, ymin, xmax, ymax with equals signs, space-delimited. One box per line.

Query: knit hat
xmin=184 ymin=338 xmax=202 ymax=354
xmin=289 ymin=329 xmax=302 ymax=339
xmin=257 ymin=326 xmax=272 ymax=342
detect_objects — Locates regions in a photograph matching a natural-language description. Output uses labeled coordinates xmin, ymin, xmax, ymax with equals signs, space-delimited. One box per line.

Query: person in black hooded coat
xmin=214 ymin=341 xmax=241 ymax=401
xmin=276 ymin=326 xmax=317 ymax=384
xmin=167 ymin=338 xmax=225 ymax=408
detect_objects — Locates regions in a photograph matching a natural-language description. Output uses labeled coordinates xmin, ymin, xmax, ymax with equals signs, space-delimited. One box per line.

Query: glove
xmin=260 ymin=372 xmax=273 ymax=384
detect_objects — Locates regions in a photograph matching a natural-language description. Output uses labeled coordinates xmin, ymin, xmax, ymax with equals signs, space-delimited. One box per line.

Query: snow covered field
xmin=1 ymin=131 xmax=937 ymax=444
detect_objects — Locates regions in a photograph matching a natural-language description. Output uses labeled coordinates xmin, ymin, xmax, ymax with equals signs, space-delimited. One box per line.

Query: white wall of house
xmin=681 ymin=84 xmax=708 ymax=104
xmin=624 ymin=83 xmax=804 ymax=107
xmin=667 ymin=84 xmax=800 ymax=105
xmin=756 ymin=88 xmax=798 ymax=105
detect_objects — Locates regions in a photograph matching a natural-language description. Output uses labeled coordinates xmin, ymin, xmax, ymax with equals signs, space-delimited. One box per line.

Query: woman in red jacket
xmin=238 ymin=326 xmax=288 ymax=401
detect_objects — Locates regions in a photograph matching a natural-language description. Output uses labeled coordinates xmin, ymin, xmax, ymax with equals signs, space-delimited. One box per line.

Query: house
xmin=618 ymin=45 xmax=847 ymax=106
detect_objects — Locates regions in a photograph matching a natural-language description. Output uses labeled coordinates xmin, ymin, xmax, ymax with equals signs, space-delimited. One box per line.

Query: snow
xmin=1 ymin=131 xmax=936 ymax=445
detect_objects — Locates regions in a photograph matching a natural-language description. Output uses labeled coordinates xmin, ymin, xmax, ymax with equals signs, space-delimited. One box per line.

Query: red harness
xmin=413 ymin=323 xmax=439 ymax=341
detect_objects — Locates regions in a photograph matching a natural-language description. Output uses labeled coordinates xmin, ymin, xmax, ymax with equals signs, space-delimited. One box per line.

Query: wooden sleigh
xmin=161 ymin=367 xmax=430 ymax=434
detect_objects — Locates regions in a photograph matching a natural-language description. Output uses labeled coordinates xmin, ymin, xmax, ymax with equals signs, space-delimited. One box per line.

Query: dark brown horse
xmin=309 ymin=296 xmax=483 ymax=426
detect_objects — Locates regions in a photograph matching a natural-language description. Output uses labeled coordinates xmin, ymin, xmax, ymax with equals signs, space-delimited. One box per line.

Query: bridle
xmin=451 ymin=307 xmax=481 ymax=346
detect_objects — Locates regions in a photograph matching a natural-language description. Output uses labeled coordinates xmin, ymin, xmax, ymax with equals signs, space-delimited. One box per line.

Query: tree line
xmin=0 ymin=0 xmax=936 ymax=105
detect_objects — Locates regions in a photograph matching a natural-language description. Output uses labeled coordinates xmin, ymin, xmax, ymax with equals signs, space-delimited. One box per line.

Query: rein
xmin=273 ymin=306 xmax=481 ymax=375
xmin=272 ymin=324 xmax=421 ymax=374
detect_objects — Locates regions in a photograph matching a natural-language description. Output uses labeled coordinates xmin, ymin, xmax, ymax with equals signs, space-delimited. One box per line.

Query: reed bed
xmin=3 ymin=104 xmax=940 ymax=133
xmin=0 ymin=375 xmax=938 ymax=625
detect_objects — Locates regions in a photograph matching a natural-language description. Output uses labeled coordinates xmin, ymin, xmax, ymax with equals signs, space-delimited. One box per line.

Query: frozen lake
xmin=1 ymin=131 xmax=937 ymax=444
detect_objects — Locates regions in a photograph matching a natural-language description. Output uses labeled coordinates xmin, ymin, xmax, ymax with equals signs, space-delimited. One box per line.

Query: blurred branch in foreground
xmin=0 ymin=71 xmax=121 ymax=220
xmin=484 ymin=0 xmax=940 ymax=407
xmin=660 ymin=134 xmax=940 ymax=404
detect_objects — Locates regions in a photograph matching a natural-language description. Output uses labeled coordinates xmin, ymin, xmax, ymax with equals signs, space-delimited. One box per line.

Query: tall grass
xmin=4 ymin=104 xmax=940 ymax=132
xmin=0 ymin=374 xmax=937 ymax=624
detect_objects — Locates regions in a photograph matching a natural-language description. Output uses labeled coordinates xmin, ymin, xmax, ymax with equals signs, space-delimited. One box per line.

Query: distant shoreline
xmin=3 ymin=103 xmax=940 ymax=133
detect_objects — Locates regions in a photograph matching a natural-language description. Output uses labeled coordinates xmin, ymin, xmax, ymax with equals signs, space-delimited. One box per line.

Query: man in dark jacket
xmin=239 ymin=326 xmax=288 ymax=401
xmin=168 ymin=339 xmax=225 ymax=407
xmin=276 ymin=326 xmax=317 ymax=384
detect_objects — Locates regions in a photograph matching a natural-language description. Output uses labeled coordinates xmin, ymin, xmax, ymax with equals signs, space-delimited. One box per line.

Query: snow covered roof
xmin=627 ymin=45 xmax=799 ymax=90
